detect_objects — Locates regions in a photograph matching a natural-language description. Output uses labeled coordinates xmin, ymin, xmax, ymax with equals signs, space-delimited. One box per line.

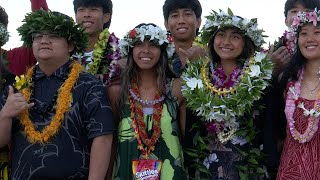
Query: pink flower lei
xmin=285 ymin=69 xmax=320 ymax=143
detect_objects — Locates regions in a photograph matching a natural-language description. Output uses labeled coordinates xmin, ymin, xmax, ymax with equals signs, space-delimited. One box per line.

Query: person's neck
xmin=174 ymin=39 xmax=194 ymax=50
xmin=220 ymin=59 xmax=238 ymax=76
xmin=38 ymin=58 xmax=69 ymax=76
xmin=85 ymin=32 xmax=101 ymax=52
xmin=138 ymin=70 xmax=158 ymax=89
xmin=304 ymin=59 xmax=320 ymax=79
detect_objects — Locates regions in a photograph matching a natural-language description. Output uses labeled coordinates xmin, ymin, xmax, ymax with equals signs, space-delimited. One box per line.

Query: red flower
xmin=167 ymin=34 xmax=174 ymax=43
xmin=129 ymin=29 xmax=137 ymax=38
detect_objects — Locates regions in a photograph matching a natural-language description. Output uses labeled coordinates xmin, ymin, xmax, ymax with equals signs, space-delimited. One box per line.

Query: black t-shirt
xmin=0 ymin=61 xmax=114 ymax=180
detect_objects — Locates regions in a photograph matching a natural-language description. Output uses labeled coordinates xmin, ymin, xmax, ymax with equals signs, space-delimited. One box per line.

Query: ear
xmin=285 ymin=18 xmax=290 ymax=27
xmin=196 ymin=18 xmax=202 ymax=29
xmin=103 ymin=13 xmax=111 ymax=25
xmin=68 ymin=43 xmax=75 ymax=53
xmin=164 ymin=21 xmax=169 ymax=31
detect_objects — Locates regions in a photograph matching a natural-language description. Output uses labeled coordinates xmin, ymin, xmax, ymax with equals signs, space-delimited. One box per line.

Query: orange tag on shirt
xmin=132 ymin=159 xmax=162 ymax=180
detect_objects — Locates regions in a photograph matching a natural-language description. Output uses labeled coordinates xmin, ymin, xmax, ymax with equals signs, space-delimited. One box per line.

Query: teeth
xmin=177 ymin=28 xmax=187 ymax=32
xmin=306 ymin=45 xmax=316 ymax=49
xmin=221 ymin=48 xmax=231 ymax=52
xmin=83 ymin=22 xmax=92 ymax=27
xmin=141 ymin=58 xmax=151 ymax=61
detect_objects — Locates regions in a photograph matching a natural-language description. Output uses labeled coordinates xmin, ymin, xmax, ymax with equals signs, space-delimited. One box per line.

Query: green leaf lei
xmin=88 ymin=28 xmax=110 ymax=75
xmin=182 ymin=52 xmax=273 ymax=129
xmin=182 ymin=52 xmax=273 ymax=178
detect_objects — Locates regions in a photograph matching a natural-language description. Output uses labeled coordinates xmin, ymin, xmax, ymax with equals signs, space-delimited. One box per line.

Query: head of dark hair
xmin=279 ymin=41 xmax=306 ymax=92
xmin=207 ymin=27 xmax=256 ymax=65
xmin=163 ymin=0 xmax=202 ymax=20
xmin=284 ymin=0 xmax=320 ymax=18
xmin=0 ymin=6 xmax=8 ymax=26
xmin=73 ymin=0 xmax=113 ymax=28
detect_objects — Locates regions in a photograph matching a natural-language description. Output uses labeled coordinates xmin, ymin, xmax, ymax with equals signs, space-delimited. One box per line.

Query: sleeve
xmin=30 ymin=0 xmax=48 ymax=12
xmin=6 ymin=47 xmax=36 ymax=75
xmin=83 ymin=81 xmax=114 ymax=139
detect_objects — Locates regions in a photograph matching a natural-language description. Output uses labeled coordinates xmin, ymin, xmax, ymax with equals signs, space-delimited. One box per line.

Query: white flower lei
xmin=119 ymin=24 xmax=175 ymax=59
xmin=201 ymin=8 xmax=265 ymax=47
xmin=181 ymin=52 xmax=273 ymax=132
xmin=0 ymin=23 xmax=9 ymax=47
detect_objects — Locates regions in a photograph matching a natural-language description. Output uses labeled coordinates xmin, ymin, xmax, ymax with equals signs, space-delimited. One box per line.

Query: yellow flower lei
xmin=200 ymin=57 xmax=254 ymax=96
xmin=19 ymin=61 xmax=83 ymax=144
xmin=88 ymin=29 xmax=110 ymax=75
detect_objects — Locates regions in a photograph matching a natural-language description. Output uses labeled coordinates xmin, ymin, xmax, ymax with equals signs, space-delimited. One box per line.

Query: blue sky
xmin=0 ymin=0 xmax=286 ymax=50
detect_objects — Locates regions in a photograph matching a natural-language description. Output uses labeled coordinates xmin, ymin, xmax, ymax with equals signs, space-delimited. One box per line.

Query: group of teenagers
xmin=0 ymin=0 xmax=319 ymax=179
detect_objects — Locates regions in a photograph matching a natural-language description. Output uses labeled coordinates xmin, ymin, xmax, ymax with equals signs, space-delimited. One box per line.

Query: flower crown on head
xmin=291 ymin=8 xmax=320 ymax=35
xmin=119 ymin=24 xmax=175 ymax=59
xmin=201 ymin=8 xmax=266 ymax=49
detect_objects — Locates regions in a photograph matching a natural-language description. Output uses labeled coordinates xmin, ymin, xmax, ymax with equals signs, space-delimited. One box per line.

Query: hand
xmin=1 ymin=86 xmax=34 ymax=119
xmin=268 ymin=45 xmax=291 ymax=68
xmin=117 ymin=58 xmax=127 ymax=70
xmin=178 ymin=45 xmax=206 ymax=64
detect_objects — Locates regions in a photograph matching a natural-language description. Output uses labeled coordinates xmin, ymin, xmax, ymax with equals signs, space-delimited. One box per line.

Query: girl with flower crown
xmin=108 ymin=23 xmax=186 ymax=179
xmin=277 ymin=9 xmax=320 ymax=179
xmin=182 ymin=8 xmax=274 ymax=179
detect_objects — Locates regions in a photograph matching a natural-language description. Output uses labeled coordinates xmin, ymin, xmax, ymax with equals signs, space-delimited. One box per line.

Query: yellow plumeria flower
xmin=14 ymin=75 xmax=29 ymax=90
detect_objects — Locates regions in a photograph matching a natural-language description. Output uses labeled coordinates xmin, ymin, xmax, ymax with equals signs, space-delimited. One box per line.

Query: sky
xmin=0 ymin=0 xmax=287 ymax=50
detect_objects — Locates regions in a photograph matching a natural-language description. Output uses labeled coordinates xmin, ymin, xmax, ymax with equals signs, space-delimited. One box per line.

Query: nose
xmin=221 ymin=35 xmax=232 ymax=45
xmin=39 ymin=34 xmax=50 ymax=43
xmin=142 ymin=43 xmax=151 ymax=53
xmin=177 ymin=14 xmax=186 ymax=24
xmin=83 ymin=9 xmax=91 ymax=17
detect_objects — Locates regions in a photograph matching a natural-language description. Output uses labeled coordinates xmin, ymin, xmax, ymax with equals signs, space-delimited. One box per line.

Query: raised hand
xmin=1 ymin=86 xmax=34 ymax=119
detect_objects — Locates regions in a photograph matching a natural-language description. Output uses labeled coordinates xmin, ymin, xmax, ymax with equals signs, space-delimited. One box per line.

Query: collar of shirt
xmin=34 ymin=61 xmax=72 ymax=81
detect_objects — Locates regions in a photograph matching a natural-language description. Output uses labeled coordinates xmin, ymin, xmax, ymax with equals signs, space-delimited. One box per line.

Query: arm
xmin=172 ymin=78 xmax=186 ymax=136
xmin=88 ymin=134 xmax=113 ymax=180
xmin=105 ymin=84 xmax=121 ymax=179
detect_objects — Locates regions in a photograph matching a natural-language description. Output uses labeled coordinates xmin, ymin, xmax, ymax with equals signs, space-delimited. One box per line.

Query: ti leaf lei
xmin=74 ymin=28 xmax=120 ymax=84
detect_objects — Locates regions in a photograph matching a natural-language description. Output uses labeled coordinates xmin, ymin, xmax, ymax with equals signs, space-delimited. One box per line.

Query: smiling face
xmin=298 ymin=23 xmax=320 ymax=61
xmin=75 ymin=6 xmax=110 ymax=36
xmin=132 ymin=40 xmax=161 ymax=71
xmin=213 ymin=28 xmax=245 ymax=62
xmin=164 ymin=8 xmax=201 ymax=43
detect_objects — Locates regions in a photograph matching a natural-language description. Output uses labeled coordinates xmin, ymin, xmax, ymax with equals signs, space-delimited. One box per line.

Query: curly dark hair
xmin=73 ymin=0 xmax=113 ymax=29
xmin=0 ymin=6 xmax=8 ymax=26
xmin=284 ymin=0 xmax=320 ymax=18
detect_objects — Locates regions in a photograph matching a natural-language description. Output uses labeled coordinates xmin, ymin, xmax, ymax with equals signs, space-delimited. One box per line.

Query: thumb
xmin=8 ymin=86 xmax=14 ymax=96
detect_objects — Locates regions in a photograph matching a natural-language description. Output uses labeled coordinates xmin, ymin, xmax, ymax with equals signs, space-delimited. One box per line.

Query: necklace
xmin=129 ymin=88 xmax=165 ymax=106
xmin=18 ymin=61 xmax=82 ymax=144
xmin=285 ymin=68 xmax=320 ymax=143
xmin=129 ymin=80 xmax=163 ymax=159
xmin=305 ymin=80 xmax=320 ymax=96
xmin=209 ymin=61 xmax=242 ymax=89
xmin=202 ymin=58 xmax=250 ymax=96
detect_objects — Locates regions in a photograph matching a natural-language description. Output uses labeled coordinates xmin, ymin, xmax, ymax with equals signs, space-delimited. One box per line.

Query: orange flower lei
xmin=19 ymin=61 xmax=83 ymax=144
xmin=129 ymin=81 xmax=163 ymax=159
